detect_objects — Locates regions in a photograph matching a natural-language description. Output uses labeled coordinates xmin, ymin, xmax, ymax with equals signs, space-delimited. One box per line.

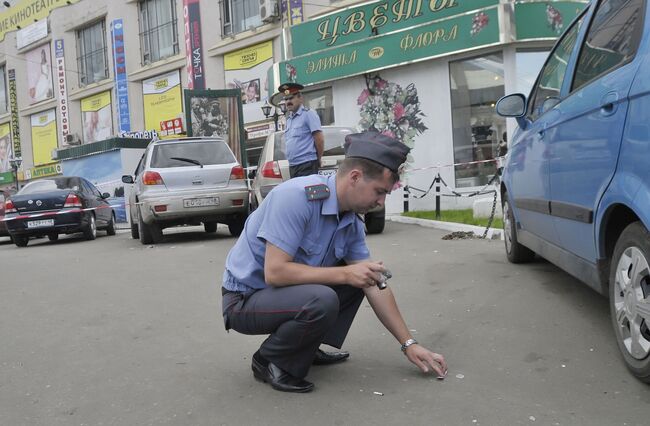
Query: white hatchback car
xmin=122 ymin=137 xmax=249 ymax=244
xmin=250 ymin=126 xmax=386 ymax=234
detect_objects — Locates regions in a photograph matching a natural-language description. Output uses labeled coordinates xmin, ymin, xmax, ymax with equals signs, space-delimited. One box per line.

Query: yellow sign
xmin=30 ymin=108 xmax=58 ymax=166
xmin=224 ymin=41 xmax=273 ymax=71
xmin=81 ymin=91 xmax=111 ymax=112
xmin=143 ymin=70 xmax=182 ymax=138
xmin=27 ymin=162 xmax=62 ymax=179
xmin=0 ymin=0 xmax=80 ymax=42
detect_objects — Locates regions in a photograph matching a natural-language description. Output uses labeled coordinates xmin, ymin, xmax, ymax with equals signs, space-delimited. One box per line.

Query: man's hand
xmin=344 ymin=261 xmax=385 ymax=288
xmin=404 ymin=344 xmax=448 ymax=378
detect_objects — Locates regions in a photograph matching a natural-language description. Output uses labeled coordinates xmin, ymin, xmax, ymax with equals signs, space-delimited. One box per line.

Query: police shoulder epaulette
xmin=305 ymin=184 xmax=330 ymax=201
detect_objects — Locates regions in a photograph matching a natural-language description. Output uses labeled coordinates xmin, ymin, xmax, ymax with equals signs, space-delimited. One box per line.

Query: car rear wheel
xmin=204 ymin=222 xmax=217 ymax=233
xmin=14 ymin=235 xmax=28 ymax=247
xmin=48 ymin=233 xmax=59 ymax=241
xmin=130 ymin=215 xmax=139 ymax=239
xmin=138 ymin=209 xmax=162 ymax=244
xmin=365 ymin=211 xmax=385 ymax=234
xmin=106 ymin=213 xmax=116 ymax=236
xmin=503 ymin=193 xmax=535 ymax=263
xmin=228 ymin=214 xmax=246 ymax=237
xmin=83 ymin=214 xmax=97 ymax=240
xmin=609 ymin=221 xmax=650 ymax=383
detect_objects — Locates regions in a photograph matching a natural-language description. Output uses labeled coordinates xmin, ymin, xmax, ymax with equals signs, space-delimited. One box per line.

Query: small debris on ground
xmin=442 ymin=231 xmax=476 ymax=240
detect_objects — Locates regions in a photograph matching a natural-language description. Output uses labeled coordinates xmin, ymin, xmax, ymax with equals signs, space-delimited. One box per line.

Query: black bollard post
xmin=403 ymin=186 xmax=409 ymax=212
xmin=435 ymin=174 xmax=441 ymax=220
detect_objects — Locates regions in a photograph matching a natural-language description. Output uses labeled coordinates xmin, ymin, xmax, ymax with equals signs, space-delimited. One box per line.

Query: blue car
xmin=496 ymin=0 xmax=650 ymax=382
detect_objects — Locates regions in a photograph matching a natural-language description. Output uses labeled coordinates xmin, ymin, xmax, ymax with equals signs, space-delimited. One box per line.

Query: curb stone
xmin=387 ymin=215 xmax=504 ymax=240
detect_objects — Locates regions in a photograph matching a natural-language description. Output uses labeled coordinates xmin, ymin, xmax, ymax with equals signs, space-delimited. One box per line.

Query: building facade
xmin=0 ymin=0 xmax=587 ymax=214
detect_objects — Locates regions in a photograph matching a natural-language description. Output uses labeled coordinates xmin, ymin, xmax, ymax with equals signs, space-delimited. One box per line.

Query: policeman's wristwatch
xmin=401 ymin=338 xmax=418 ymax=353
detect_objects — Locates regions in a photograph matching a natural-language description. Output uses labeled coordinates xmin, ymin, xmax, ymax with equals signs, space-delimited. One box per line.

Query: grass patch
xmin=402 ymin=209 xmax=503 ymax=229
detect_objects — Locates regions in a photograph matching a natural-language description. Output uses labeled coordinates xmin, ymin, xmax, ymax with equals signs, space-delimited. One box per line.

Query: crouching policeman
xmin=221 ymin=131 xmax=447 ymax=392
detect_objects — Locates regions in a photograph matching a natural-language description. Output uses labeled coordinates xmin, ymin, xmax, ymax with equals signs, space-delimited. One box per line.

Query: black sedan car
xmin=0 ymin=188 xmax=15 ymax=238
xmin=3 ymin=176 xmax=116 ymax=247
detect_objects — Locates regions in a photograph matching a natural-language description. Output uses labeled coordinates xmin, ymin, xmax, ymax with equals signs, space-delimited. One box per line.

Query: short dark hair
xmin=338 ymin=157 xmax=399 ymax=184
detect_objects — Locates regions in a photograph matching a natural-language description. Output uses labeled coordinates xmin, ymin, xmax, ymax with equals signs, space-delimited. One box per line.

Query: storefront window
xmin=221 ymin=0 xmax=262 ymax=36
xmin=450 ymin=54 xmax=505 ymax=188
xmin=515 ymin=50 xmax=549 ymax=96
xmin=302 ymin=87 xmax=334 ymax=125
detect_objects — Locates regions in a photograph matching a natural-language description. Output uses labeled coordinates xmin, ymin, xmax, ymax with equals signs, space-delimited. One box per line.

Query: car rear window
xmin=150 ymin=140 xmax=236 ymax=168
xmin=19 ymin=177 xmax=82 ymax=194
xmin=274 ymin=128 xmax=352 ymax=160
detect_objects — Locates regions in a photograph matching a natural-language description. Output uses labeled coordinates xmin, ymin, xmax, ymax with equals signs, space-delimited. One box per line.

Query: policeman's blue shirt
xmin=223 ymin=174 xmax=370 ymax=292
xmin=285 ymin=105 xmax=322 ymax=166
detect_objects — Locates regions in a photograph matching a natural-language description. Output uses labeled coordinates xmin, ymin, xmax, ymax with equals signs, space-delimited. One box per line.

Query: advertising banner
xmin=0 ymin=123 xmax=13 ymax=183
xmin=225 ymin=41 xmax=273 ymax=123
xmin=0 ymin=67 xmax=6 ymax=114
xmin=8 ymin=69 xmax=20 ymax=158
xmin=81 ymin=91 xmax=113 ymax=143
xmin=111 ymin=19 xmax=131 ymax=133
xmin=143 ymin=70 xmax=183 ymax=138
xmin=183 ymin=0 xmax=205 ymax=90
xmin=26 ymin=44 xmax=54 ymax=105
xmin=514 ymin=1 xmax=588 ymax=41
xmin=24 ymin=162 xmax=62 ymax=180
xmin=54 ymin=39 xmax=70 ymax=142
xmin=31 ymin=108 xmax=58 ymax=166
xmin=0 ymin=0 xmax=80 ymax=42
xmin=275 ymin=7 xmax=500 ymax=89
xmin=282 ymin=0 xmax=304 ymax=26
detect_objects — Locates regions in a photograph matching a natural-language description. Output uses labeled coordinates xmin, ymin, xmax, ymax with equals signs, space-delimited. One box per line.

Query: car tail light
xmin=230 ymin=165 xmax=245 ymax=180
xmin=64 ymin=193 xmax=82 ymax=208
xmin=261 ymin=161 xmax=282 ymax=179
xmin=154 ymin=205 xmax=167 ymax=212
xmin=232 ymin=199 xmax=244 ymax=206
xmin=142 ymin=171 xmax=164 ymax=185
xmin=4 ymin=199 xmax=17 ymax=214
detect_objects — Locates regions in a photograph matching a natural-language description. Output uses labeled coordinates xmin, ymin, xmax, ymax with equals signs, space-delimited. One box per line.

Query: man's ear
xmin=349 ymin=169 xmax=362 ymax=184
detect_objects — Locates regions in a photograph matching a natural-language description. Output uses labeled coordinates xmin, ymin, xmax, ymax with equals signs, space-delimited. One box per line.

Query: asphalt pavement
xmin=1 ymin=222 xmax=649 ymax=426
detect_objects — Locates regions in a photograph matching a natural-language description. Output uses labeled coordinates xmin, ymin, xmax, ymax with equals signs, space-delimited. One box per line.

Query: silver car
xmin=250 ymin=126 xmax=386 ymax=234
xmin=122 ymin=137 xmax=249 ymax=244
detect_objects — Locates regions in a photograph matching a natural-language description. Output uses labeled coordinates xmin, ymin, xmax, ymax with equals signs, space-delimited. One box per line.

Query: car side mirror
xmin=248 ymin=169 xmax=257 ymax=179
xmin=101 ymin=192 xmax=110 ymax=199
xmin=122 ymin=175 xmax=134 ymax=184
xmin=496 ymin=94 xmax=526 ymax=117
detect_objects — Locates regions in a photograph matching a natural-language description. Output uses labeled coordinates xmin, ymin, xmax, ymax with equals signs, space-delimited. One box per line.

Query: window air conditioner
xmin=65 ymin=133 xmax=82 ymax=145
xmin=260 ymin=0 xmax=279 ymax=23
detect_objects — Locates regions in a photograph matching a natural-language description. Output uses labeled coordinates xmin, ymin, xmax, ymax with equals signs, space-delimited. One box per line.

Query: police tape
xmin=403 ymin=157 xmax=500 ymax=174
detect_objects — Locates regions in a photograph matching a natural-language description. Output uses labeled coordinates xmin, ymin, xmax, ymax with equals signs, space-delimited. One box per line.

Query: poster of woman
xmin=26 ymin=45 xmax=54 ymax=104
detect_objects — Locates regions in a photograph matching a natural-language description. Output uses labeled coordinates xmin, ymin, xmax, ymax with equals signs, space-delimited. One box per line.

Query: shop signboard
xmin=276 ymin=6 xmax=499 ymax=89
xmin=16 ymin=19 xmax=48 ymax=50
xmin=0 ymin=0 xmax=80 ymax=42
xmin=290 ymin=0 xmax=497 ymax=56
xmin=54 ymin=39 xmax=70 ymax=143
xmin=31 ymin=108 xmax=58 ymax=166
xmin=81 ymin=91 xmax=113 ymax=143
xmin=143 ymin=70 xmax=183 ymax=139
xmin=514 ymin=1 xmax=588 ymax=41
xmin=111 ymin=19 xmax=131 ymax=133
xmin=0 ymin=123 xmax=13 ymax=183
xmin=183 ymin=0 xmax=205 ymax=90
xmin=24 ymin=162 xmax=62 ymax=180
xmin=8 ymin=69 xmax=21 ymax=157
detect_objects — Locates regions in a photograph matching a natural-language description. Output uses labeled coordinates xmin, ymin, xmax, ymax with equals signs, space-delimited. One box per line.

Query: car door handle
xmin=600 ymin=91 xmax=619 ymax=117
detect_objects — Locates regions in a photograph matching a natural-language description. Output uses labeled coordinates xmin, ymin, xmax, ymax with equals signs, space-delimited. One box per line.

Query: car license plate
xmin=318 ymin=169 xmax=336 ymax=176
xmin=27 ymin=219 xmax=54 ymax=228
xmin=183 ymin=197 xmax=219 ymax=208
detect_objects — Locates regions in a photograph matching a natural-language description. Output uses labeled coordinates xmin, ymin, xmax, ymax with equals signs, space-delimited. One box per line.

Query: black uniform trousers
xmin=289 ymin=160 xmax=319 ymax=178
xmin=222 ymin=284 xmax=364 ymax=379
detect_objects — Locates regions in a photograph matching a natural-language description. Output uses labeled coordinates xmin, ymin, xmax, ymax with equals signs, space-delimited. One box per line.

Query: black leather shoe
xmin=312 ymin=348 xmax=350 ymax=365
xmin=252 ymin=355 xmax=314 ymax=393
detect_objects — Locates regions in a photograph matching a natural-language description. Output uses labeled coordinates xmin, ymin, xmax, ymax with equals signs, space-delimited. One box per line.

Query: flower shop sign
xmin=514 ymin=1 xmax=588 ymax=41
xmin=290 ymin=0 xmax=498 ymax=56
xmin=277 ymin=7 xmax=499 ymax=88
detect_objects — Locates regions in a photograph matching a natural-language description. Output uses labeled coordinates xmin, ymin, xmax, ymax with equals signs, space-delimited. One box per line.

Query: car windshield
xmin=274 ymin=128 xmax=352 ymax=160
xmin=19 ymin=177 xmax=81 ymax=194
xmin=151 ymin=140 xmax=236 ymax=168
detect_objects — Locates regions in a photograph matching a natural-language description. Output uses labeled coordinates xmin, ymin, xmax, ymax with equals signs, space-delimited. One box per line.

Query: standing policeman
xmin=221 ymin=131 xmax=447 ymax=393
xmin=279 ymin=82 xmax=325 ymax=178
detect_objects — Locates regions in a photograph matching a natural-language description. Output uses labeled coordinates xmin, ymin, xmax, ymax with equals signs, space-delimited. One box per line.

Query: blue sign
xmin=111 ymin=19 xmax=131 ymax=133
